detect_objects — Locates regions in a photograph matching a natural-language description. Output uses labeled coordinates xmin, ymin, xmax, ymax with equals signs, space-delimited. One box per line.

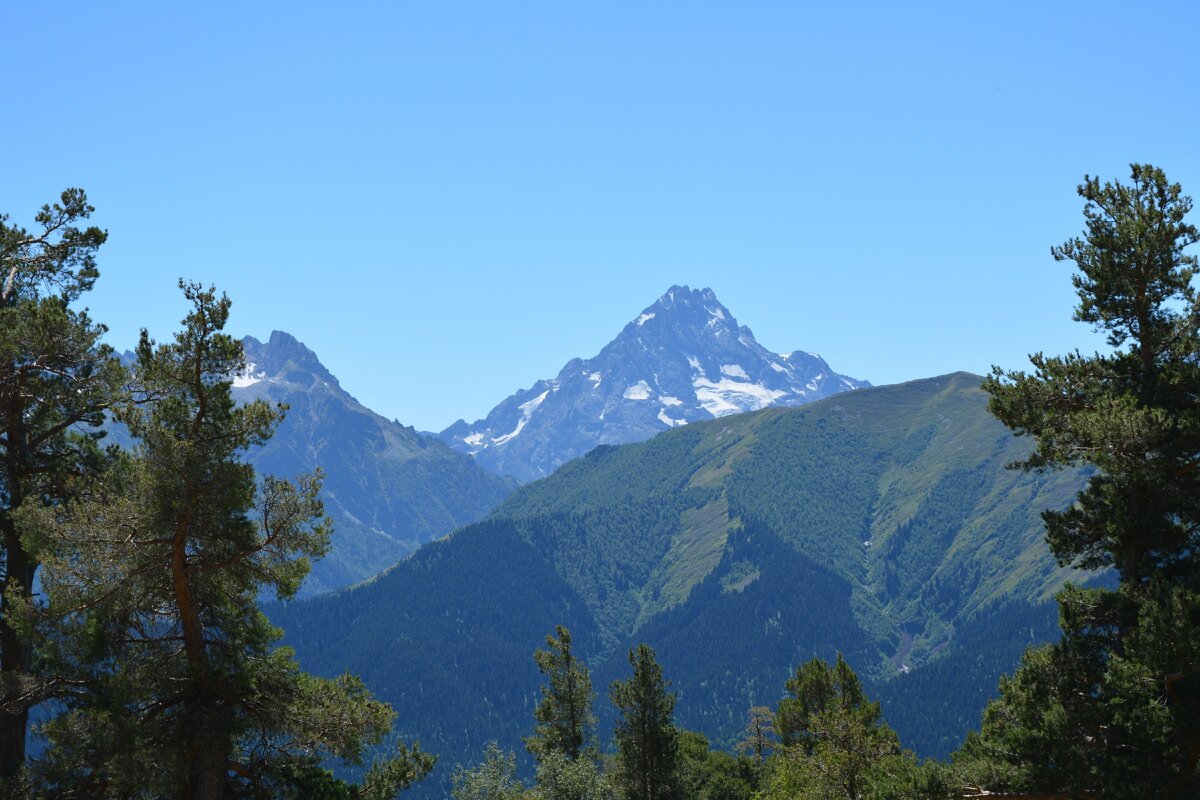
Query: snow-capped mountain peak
xmin=439 ymin=285 xmax=868 ymax=482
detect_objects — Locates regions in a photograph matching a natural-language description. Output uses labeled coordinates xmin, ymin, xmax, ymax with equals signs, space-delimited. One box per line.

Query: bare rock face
xmin=440 ymin=285 xmax=868 ymax=482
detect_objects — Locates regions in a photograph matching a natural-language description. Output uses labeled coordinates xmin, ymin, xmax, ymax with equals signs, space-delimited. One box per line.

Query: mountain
xmin=438 ymin=285 xmax=868 ymax=482
xmin=273 ymin=373 xmax=1092 ymax=796
xmin=228 ymin=331 xmax=515 ymax=595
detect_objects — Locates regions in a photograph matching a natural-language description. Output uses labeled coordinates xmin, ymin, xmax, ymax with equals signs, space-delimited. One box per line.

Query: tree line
xmin=0 ymin=193 xmax=429 ymax=798
xmin=452 ymin=163 xmax=1200 ymax=799
xmin=3 ymin=161 xmax=1198 ymax=798
xmin=451 ymin=625 xmax=947 ymax=800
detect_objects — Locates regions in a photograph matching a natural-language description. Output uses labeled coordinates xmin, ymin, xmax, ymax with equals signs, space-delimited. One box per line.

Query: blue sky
xmin=4 ymin=2 xmax=1198 ymax=431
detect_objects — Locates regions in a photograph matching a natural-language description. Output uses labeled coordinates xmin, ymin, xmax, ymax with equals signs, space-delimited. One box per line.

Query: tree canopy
xmin=963 ymin=164 xmax=1200 ymax=797
xmin=0 ymin=189 xmax=124 ymax=783
xmin=610 ymin=644 xmax=680 ymax=800
xmin=0 ymin=209 xmax=433 ymax=798
xmin=526 ymin=625 xmax=597 ymax=764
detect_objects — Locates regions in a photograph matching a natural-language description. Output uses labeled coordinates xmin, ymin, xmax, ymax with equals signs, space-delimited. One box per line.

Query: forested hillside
xmin=111 ymin=331 xmax=517 ymax=596
xmin=5 ymin=164 xmax=1197 ymax=798
xmin=232 ymin=331 xmax=516 ymax=594
xmin=274 ymin=371 xmax=1092 ymax=796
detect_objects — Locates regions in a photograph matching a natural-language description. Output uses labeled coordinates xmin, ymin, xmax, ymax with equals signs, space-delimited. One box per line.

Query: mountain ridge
xmin=196 ymin=330 xmax=515 ymax=595
xmin=438 ymin=285 xmax=868 ymax=481
xmin=274 ymin=371 xmax=1090 ymax=796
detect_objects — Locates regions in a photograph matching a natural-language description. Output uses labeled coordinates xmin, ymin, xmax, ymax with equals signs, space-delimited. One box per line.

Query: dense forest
xmin=2 ymin=163 xmax=1198 ymax=799
xmin=435 ymin=164 xmax=1200 ymax=800
xmin=272 ymin=370 xmax=1088 ymax=797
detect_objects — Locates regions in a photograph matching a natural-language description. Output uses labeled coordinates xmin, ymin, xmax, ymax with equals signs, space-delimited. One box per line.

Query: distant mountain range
xmin=274 ymin=373 xmax=1092 ymax=797
xmin=438 ymin=285 xmax=868 ymax=482
xmin=227 ymin=331 xmax=515 ymax=595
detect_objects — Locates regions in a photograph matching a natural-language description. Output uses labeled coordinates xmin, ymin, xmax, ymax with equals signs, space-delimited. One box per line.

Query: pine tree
xmin=961 ymin=164 xmax=1200 ymax=797
xmin=21 ymin=282 xmax=432 ymax=798
xmin=761 ymin=655 xmax=922 ymax=800
xmin=0 ymin=189 xmax=123 ymax=784
xmin=526 ymin=625 xmax=597 ymax=764
xmin=450 ymin=742 xmax=524 ymax=800
xmin=776 ymin=653 xmax=865 ymax=751
xmin=734 ymin=706 xmax=776 ymax=763
xmin=609 ymin=644 xmax=679 ymax=800
xmin=530 ymin=750 xmax=615 ymax=800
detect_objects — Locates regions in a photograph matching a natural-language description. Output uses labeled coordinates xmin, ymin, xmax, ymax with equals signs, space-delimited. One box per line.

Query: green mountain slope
xmin=235 ymin=331 xmax=516 ymax=594
xmin=272 ymin=372 xmax=1090 ymax=795
xmin=115 ymin=331 xmax=516 ymax=595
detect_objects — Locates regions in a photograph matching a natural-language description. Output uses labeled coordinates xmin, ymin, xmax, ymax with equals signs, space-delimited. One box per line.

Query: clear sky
xmin=4 ymin=2 xmax=1198 ymax=431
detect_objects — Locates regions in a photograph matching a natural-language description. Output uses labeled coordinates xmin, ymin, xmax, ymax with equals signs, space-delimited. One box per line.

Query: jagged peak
xmin=241 ymin=330 xmax=339 ymax=388
xmin=630 ymin=285 xmax=739 ymax=330
xmin=652 ymin=284 xmax=719 ymax=307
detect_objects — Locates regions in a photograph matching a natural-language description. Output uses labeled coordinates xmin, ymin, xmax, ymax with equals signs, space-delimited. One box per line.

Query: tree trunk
xmin=0 ymin=407 xmax=32 ymax=781
xmin=0 ymin=518 xmax=32 ymax=779
xmin=186 ymin=733 xmax=230 ymax=800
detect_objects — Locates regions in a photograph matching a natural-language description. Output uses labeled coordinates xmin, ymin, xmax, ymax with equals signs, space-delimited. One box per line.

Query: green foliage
xmin=610 ymin=644 xmax=680 ymax=800
xmin=0 ymin=189 xmax=124 ymax=781
xmin=517 ymin=494 xmax=719 ymax=649
xmin=872 ymin=596 xmax=1065 ymax=758
xmin=965 ymin=164 xmax=1200 ymax=797
xmin=19 ymin=283 xmax=430 ymax=798
xmin=276 ymin=373 xmax=1094 ymax=797
xmin=678 ymin=731 xmax=760 ymax=800
xmin=988 ymin=164 xmax=1200 ymax=582
xmin=528 ymin=750 xmax=616 ymax=800
xmin=451 ymin=742 xmax=524 ymax=800
xmin=760 ymin=656 xmax=950 ymax=800
xmin=630 ymin=522 xmax=874 ymax=747
xmin=777 ymin=654 xmax=871 ymax=752
xmin=273 ymin=519 xmax=602 ymax=796
xmin=527 ymin=626 xmax=597 ymax=763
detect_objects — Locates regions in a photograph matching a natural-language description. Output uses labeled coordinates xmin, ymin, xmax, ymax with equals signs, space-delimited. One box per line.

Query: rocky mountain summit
xmin=230 ymin=331 xmax=514 ymax=595
xmin=439 ymin=285 xmax=868 ymax=481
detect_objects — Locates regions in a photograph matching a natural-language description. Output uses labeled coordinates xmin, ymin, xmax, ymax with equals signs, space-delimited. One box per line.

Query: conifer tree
xmin=734 ymin=706 xmax=776 ymax=763
xmin=761 ymin=655 xmax=927 ymax=800
xmin=961 ymin=164 xmax=1200 ymax=797
xmin=609 ymin=644 xmax=679 ymax=800
xmin=21 ymin=282 xmax=431 ymax=798
xmin=450 ymin=742 xmax=524 ymax=800
xmin=776 ymin=653 xmax=865 ymax=751
xmin=0 ymin=189 xmax=123 ymax=783
xmin=526 ymin=625 xmax=596 ymax=764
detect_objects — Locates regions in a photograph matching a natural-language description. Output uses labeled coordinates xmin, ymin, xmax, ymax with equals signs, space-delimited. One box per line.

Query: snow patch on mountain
xmin=720 ymin=364 xmax=748 ymax=379
xmin=623 ymin=381 xmax=653 ymax=400
xmin=520 ymin=389 xmax=550 ymax=415
xmin=231 ymin=362 xmax=267 ymax=388
xmin=490 ymin=389 xmax=549 ymax=446
xmin=657 ymin=408 xmax=687 ymax=427
xmin=693 ymin=376 xmax=787 ymax=416
xmin=437 ymin=285 xmax=869 ymax=482
xmin=491 ymin=417 xmax=526 ymax=446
